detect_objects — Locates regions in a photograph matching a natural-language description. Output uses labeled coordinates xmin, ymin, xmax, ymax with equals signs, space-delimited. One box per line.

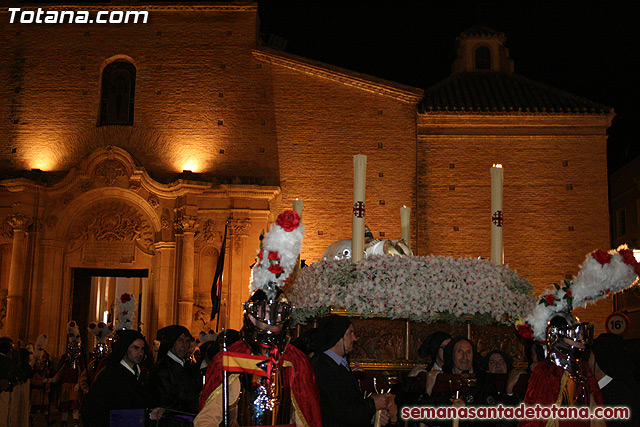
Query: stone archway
xmin=1 ymin=145 xmax=280 ymax=355
xmin=59 ymin=195 xmax=160 ymax=347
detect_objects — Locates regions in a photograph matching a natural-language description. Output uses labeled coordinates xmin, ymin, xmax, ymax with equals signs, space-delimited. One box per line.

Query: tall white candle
xmin=400 ymin=205 xmax=411 ymax=249
xmin=352 ymin=155 xmax=367 ymax=263
xmin=292 ymin=199 xmax=303 ymax=219
xmin=491 ymin=164 xmax=504 ymax=265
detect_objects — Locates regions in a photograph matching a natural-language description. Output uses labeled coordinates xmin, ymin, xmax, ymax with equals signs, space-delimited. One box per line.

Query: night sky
xmin=257 ymin=0 xmax=639 ymax=172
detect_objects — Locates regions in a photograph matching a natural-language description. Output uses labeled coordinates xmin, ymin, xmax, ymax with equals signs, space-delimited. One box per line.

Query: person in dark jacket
xmin=150 ymin=325 xmax=202 ymax=426
xmin=590 ymin=333 xmax=640 ymax=426
xmin=311 ymin=315 xmax=392 ymax=427
xmin=81 ymin=329 xmax=164 ymax=427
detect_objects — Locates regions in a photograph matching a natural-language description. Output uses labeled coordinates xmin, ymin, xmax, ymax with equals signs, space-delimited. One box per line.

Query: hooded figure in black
xmin=150 ymin=325 xmax=202 ymax=427
xmin=82 ymin=329 xmax=164 ymax=427
xmin=590 ymin=333 xmax=640 ymax=425
xmin=311 ymin=315 xmax=392 ymax=427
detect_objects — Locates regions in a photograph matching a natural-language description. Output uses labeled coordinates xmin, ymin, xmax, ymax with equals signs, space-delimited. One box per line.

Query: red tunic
xmin=519 ymin=359 xmax=604 ymax=427
xmin=199 ymin=340 xmax=322 ymax=427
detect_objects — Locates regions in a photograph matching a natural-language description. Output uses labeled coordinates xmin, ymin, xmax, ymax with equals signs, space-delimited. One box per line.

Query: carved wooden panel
xmin=295 ymin=317 xmax=527 ymax=370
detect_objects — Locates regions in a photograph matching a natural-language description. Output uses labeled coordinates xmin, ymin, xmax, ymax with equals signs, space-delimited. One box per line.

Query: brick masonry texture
xmin=0 ymin=5 xmax=616 ymax=336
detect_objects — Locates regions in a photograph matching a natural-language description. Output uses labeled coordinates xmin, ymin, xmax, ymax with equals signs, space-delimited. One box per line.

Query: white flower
xmin=289 ymin=254 xmax=534 ymax=325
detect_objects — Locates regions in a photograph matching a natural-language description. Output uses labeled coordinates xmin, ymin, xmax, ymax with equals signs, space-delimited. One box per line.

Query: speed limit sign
xmin=605 ymin=312 xmax=630 ymax=335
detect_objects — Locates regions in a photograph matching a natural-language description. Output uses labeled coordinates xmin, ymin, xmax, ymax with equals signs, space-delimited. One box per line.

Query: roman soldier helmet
xmin=545 ymin=312 xmax=593 ymax=380
xmin=87 ymin=321 xmax=112 ymax=358
xmin=241 ymin=210 xmax=304 ymax=351
xmin=522 ymin=246 xmax=639 ymax=379
xmin=66 ymin=321 xmax=82 ymax=369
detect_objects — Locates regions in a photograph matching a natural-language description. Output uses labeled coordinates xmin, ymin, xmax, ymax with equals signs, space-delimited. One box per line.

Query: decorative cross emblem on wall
xmin=353 ymin=201 xmax=365 ymax=218
xmin=492 ymin=211 xmax=504 ymax=227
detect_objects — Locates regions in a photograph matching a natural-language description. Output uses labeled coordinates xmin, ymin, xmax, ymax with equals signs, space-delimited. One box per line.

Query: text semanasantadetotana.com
xmin=7 ymin=8 xmax=149 ymax=24
xmin=401 ymin=404 xmax=630 ymax=421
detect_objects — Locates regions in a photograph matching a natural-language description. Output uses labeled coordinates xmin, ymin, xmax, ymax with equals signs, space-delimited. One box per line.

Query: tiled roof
xmin=459 ymin=25 xmax=504 ymax=39
xmin=420 ymin=72 xmax=613 ymax=114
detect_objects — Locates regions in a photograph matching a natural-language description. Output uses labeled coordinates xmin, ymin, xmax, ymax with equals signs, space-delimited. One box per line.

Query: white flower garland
xmin=523 ymin=246 xmax=640 ymax=341
xmin=114 ymin=292 xmax=136 ymax=330
xmin=289 ymin=254 xmax=534 ymax=325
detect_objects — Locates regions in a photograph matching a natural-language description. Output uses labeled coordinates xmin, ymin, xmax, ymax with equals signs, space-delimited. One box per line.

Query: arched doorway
xmin=72 ymin=268 xmax=149 ymax=350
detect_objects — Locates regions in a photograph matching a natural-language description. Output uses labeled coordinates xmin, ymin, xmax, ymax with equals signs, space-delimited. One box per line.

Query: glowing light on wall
xmin=29 ymin=153 xmax=57 ymax=171
xmin=182 ymin=159 xmax=200 ymax=173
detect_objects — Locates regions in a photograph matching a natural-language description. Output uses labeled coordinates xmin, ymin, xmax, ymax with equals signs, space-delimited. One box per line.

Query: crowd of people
xmin=2 ymin=314 xmax=640 ymax=427
xmin=0 ymin=325 xmax=235 ymax=427
xmin=3 ymin=210 xmax=640 ymax=427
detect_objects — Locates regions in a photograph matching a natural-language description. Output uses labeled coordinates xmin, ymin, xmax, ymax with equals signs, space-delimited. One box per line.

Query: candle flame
xmin=492 ymin=164 xmax=503 ymax=168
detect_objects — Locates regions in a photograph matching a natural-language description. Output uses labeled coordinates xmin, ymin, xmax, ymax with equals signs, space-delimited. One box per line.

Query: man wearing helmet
xmin=519 ymin=314 xmax=604 ymax=427
xmin=195 ymin=211 xmax=322 ymax=427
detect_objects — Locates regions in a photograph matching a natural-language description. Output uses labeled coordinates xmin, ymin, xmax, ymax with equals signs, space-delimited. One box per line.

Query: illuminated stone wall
xmin=0 ymin=4 xmax=615 ymax=350
xmin=0 ymin=5 xmax=280 ymax=185
xmin=417 ymin=113 xmax=613 ymax=333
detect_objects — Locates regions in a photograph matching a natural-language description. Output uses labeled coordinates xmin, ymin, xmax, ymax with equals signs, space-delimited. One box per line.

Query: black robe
xmin=81 ymin=362 xmax=154 ymax=427
xmin=311 ymin=352 xmax=376 ymax=427
xmin=599 ymin=377 xmax=640 ymax=426
xmin=150 ymin=356 xmax=202 ymax=426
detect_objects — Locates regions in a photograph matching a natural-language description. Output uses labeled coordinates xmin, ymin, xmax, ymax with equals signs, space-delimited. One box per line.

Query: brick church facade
xmin=0 ymin=4 xmax=613 ymax=355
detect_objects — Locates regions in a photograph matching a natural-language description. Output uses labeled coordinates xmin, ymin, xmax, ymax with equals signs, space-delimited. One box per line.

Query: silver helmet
xmin=546 ymin=312 xmax=593 ymax=381
xmin=241 ymin=288 xmax=292 ymax=353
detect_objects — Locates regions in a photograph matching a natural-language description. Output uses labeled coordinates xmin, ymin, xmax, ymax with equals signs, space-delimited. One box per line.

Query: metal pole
xmin=222 ymin=329 xmax=229 ymax=427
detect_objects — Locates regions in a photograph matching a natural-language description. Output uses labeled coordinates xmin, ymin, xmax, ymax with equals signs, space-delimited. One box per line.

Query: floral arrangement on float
xmin=114 ymin=292 xmax=136 ymax=330
xmin=518 ymin=245 xmax=640 ymax=341
xmin=289 ymin=254 xmax=535 ymax=326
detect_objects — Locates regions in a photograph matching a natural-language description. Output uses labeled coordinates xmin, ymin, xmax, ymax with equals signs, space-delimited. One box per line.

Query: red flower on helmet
xmin=97 ymin=322 xmax=106 ymax=328
xmin=88 ymin=322 xmax=96 ymax=329
xmin=543 ymin=294 xmax=556 ymax=306
xmin=618 ymin=248 xmax=640 ymax=276
xmin=517 ymin=324 xmax=534 ymax=340
xmin=276 ymin=210 xmax=300 ymax=232
xmin=268 ymin=264 xmax=284 ymax=275
xmin=120 ymin=293 xmax=131 ymax=303
xmin=268 ymin=251 xmax=280 ymax=261
xmin=592 ymin=249 xmax=611 ymax=265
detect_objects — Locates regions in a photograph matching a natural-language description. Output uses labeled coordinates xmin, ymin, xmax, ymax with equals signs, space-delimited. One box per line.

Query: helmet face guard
xmin=242 ymin=289 xmax=292 ymax=351
xmin=92 ymin=342 xmax=109 ymax=358
xmin=546 ymin=313 xmax=593 ymax=379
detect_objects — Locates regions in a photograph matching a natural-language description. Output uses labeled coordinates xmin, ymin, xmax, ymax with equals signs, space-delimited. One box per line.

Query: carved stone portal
xmin=229 ymin=218 xmax=251 ymax=254
xmin=95 ymin=159 xmax=128 ymax=186
xmin=67 ymin=201 xmax=154 ymax=254
xmin=201 ymin=219 xmax=222 ymax=244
